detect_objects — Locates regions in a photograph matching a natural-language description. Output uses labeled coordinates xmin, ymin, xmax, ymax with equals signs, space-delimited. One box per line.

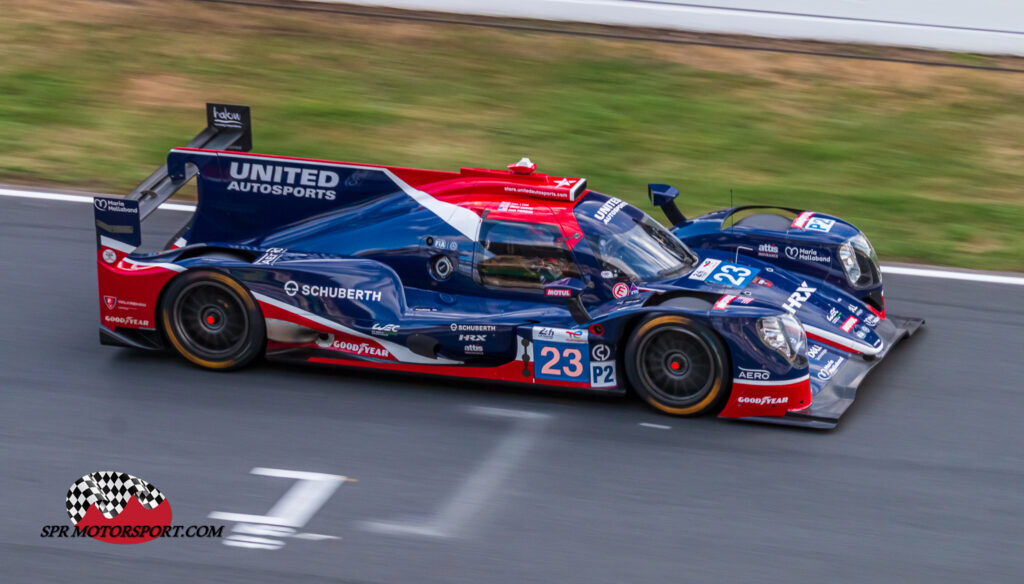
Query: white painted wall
xmin=309 ymin=0 xmax=1024 ymax=56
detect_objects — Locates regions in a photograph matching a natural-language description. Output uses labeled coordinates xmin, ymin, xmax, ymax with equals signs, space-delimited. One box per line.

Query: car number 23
xmin=538 ymin=346 xmax=584 ymax=378
xmin=710 ymin=265 xmax=753 ymax=287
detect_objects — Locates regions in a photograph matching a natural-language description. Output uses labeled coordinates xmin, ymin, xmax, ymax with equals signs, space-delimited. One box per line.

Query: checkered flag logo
xmin=66 ymin=471 xmax=166 ymax=525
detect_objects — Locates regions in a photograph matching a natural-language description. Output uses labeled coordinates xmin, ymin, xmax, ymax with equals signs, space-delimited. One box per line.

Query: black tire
xmin=624 ymin=315 xmax=731 ymax=416
xmin=160 ymin=270 xmax=265 ymax=370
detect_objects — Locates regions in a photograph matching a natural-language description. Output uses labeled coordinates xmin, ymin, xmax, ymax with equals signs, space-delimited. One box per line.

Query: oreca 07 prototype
xmin=94 ymin=104 xmax=922 ymax=428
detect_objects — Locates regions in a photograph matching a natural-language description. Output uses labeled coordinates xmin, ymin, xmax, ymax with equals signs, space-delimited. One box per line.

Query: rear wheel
xmin=624 ymin=315 xmax=730 ymax=416
xmin=160 ymin=270 xmax=265 ymax=370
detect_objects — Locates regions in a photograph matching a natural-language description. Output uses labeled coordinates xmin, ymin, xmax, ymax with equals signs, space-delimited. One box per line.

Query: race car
xmin=94 ymin=103 xmax=923 ymax=428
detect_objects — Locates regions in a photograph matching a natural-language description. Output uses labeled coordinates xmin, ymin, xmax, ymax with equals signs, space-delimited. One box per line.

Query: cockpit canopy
xmin=473 ymin=192 xmax=697 ymax=294
xmin=573 ymin=193 xmax=696 ymax=282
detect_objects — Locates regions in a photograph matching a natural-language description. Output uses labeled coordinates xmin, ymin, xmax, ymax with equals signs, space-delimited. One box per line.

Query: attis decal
xmin=757 ymin=243 xmax=779 ymax=258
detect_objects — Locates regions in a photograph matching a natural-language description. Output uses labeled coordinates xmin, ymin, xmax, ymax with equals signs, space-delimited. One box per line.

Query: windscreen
xmin=574 ymin=193 xmax=696 ymax=282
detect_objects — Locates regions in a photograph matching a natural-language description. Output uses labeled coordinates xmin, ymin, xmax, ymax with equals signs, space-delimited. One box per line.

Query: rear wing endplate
xmin=128 ymin=102 xmax=251 ymax=220
xmin=94 ymin=103 xmax=251 ymax=251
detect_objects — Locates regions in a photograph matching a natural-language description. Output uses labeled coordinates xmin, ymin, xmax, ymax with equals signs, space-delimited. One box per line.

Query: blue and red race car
xmin=94 ymin=104 xmax=922 ymax=428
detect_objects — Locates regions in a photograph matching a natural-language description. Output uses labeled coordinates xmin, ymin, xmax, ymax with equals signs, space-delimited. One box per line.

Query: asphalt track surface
xmin=2 ymin=193 xmax=1023 ymax=582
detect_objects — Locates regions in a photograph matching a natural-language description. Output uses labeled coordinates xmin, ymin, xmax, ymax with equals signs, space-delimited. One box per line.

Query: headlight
xmin=758 ymin=314 xmax=807 ymax=363
xmin=838 ymin=242 xmax=861 ymax=284
xmin=838 ymin=233 xmax=881 ymax=289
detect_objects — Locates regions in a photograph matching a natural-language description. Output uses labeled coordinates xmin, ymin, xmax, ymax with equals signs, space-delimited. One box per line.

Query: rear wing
xmin=94 ymin=103 xmax=251 ymax=251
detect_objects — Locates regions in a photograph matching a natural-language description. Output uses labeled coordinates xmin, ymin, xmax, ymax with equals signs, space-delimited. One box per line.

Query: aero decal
xmin=178 ymin=150 xmax=483 ymax=241
xmin=729 ymin=374 xmax=810 ymax=387
xmin=719 ymin=375 xmax=812 ymax=418
xmin=253 ymin=292 xmax=461 ymax=365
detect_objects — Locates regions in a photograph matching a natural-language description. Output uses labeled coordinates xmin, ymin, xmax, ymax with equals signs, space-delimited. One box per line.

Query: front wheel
xmin=160 ymin=270 xmax=265 ymax=370
xmin=624 ymin=315 xmax=730 ymax=416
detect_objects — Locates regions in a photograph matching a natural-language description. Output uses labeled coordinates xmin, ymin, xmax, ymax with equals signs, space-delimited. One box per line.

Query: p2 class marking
xmin=208 ymin=468 xmax=350 ymax=550
xmin=360 ymin=406 xmax=550 ymax=539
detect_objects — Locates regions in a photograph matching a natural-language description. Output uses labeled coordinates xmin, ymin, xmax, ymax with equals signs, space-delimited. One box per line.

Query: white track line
xmin=879 ymin=265 xmax=1024 ymax=286
xmin=0 ymin=186 xmax=195 ymax=211
xmin=2 ymin=185 xmax=1022 ymax=286
xmin=361 ymin=407 xmax=550 ymax=538
xmin=639 ymin=422 xmax=672 ymax=430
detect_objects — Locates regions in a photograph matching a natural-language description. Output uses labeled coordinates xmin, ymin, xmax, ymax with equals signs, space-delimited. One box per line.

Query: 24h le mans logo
xmin=65 ymin=471 xmax=172 ymax=544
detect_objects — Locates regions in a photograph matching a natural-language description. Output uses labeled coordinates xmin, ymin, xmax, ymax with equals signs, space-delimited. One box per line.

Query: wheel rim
xmin=171 ymin=280 xmax=249 ymax=361
xmin=635 ymin=326 xmax=717 ymax=407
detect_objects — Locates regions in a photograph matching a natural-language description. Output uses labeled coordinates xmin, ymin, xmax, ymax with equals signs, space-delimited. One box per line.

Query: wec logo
xmin=371 ymin=323 xmax=400 ymax=336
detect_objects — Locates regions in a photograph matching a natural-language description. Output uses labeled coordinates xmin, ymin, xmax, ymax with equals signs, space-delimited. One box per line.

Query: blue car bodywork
xmin=94 ymin=104 xmax=922 ymax=428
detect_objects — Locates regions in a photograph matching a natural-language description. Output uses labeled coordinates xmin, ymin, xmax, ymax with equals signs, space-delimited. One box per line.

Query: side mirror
xmin=544 ymin=278 xmax=590 ymax=324
xmin=648 ymin=183 xmax=686 ymax=226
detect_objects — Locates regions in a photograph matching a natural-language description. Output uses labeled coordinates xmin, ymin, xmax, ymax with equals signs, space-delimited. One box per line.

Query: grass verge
xmin=2 ymin=0 xmax=1023 ymax=269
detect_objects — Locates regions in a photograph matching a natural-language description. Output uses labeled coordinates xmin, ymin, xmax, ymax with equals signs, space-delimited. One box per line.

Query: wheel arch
xmin=156 ymin=260 xmax=268 ymax=370
xmin=622 ymin=311 xmax=734 ymax=416
xmin=612 ymin=300 xmax=735 ymax=404
xmin=154 ymin=253 xmax=255 ymax=344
